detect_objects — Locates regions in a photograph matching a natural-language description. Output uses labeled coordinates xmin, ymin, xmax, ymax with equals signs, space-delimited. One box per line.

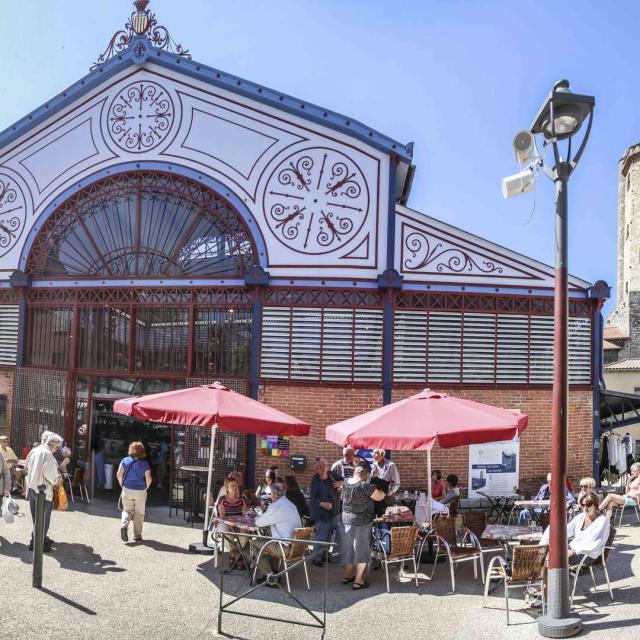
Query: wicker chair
xmin=430 ymin=517 xmax=483 ymax=592
xmin=462 ymin=511 xmax=502 ymax=575
xmin=569 ymin=526 xmax=616 ymax=606
xmin=380 ymin=525 xmax=419 ymax=593
xmin=483 ymin=544 xmax=548 ymax=625
xmin=252 ymin=526 xmax=314 ymax=591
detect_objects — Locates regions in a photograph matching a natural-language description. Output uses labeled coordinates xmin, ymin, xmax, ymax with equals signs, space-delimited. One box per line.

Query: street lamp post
xmin=504 ymin=80 xmax=594 ymax=638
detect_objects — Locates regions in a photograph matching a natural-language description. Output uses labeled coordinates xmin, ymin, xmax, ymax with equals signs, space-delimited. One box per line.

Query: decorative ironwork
xmin=404 ymin=231 xmax=504 ymax=274
xmin=108 ymin=81 xmax=174 ymax=152
xmin=0 ymin=174 xmax=26 ymax=258
xmin=263 ymin=147 xmax=370 ymax=254
xmin=263 ymin=287 xmax=383 ymax=308
xmin=26 ymin=172 xmax=256 ymax=279
xmin=91 ymin=0 xmax=192 ymax=71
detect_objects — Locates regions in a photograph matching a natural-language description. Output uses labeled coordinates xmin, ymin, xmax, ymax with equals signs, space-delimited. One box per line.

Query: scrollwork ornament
xmin=0 ymin=174 xmax=26 ymax=257
xmin=107 ymin=81 xmax=175 ymax=153
xmin=263 ymin=147 xmax=369 ymax=254
xmin=403 ymin=231 xmax=504 ymax=274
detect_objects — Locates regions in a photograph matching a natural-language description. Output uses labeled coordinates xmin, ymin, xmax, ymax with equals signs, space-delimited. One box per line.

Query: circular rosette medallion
xmin=263 ymin=147 xmax=370 ymax=254
xmin=107 ymin=80 xmax=175 ymax=153
xmin=0 ymin=174 xmax=26 ymax=257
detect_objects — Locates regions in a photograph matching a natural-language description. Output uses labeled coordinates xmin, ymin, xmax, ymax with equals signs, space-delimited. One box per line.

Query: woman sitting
xmin=339 ymin=460 xmax=387 ymax=590
xmin=599 ymin=462 xmax=640 ymax=519
xmin=431 ymin=469 xmax=446 ymax=500
xmin=215 ymin=477 xmax=248 ymax=567
xmin=255 ymin=469 xmax=276 ymax=500
xmin=540 ymin=492 xmax=610 ymax=567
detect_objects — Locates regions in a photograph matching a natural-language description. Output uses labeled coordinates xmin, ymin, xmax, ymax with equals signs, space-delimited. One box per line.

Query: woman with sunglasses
xmin=599 ymin=462 xmax=640 ymax=520
xmin=539 ymin=492 xmax=610 ymax=567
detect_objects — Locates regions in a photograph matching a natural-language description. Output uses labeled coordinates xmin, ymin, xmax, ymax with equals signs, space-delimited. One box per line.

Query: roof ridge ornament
xmin=90 ymin=0 xmax=192 ymax=71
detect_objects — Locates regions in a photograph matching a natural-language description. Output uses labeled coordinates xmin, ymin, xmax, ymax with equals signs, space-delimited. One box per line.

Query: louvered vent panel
xmin=260 ymin=307 xmax=291 ymax=379
xmin=322 ymin=309 xmax=354 ymax=381
xmin=428 ymin=312 xmax=461 ymax=382
xmin=353 ymin=309 xmax=384 ymax=381
xmin=0 ymin=305 xmax=19 ymax=366
xmin=496 ymin=314 xmax=529 ymax=383
xmin=529 ymin=316 xmax=555 ymax=383
xmin=290 ymin=308 xmax=321 ymax=380
xmin=393 ymin=310 xmax=428 ymax=383
xmin=462 ymin=313 xmax=496 ymax=383
xmin=568 ymin=317 xmax=591 ymax=384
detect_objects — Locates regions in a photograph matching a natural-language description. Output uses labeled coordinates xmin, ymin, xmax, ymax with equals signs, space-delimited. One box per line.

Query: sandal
xmin=341 ymin=577 xmax=355 ymax=584
xmin=352 ymin=582 xmax=369 ymax=590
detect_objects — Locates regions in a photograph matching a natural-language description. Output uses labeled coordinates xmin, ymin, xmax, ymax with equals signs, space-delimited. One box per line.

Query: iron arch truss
xmin=26 ymin=171 xmax=257 ymax=279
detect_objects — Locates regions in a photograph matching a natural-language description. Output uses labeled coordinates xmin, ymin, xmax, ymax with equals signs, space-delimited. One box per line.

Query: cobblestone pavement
xmin=2 ymin=497 xmax=640 ymax=640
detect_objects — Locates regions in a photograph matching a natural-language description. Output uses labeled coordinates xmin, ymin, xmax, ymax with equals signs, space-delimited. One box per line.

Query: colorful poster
xmin=259 ymin=434 xmax=290 ymax=457
xmin=468 ymin=438 xmax=519 ymax=498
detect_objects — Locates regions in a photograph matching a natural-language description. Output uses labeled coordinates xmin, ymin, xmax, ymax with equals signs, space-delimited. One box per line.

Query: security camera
xmin=501 ymin=168 xmax=535 ymax=199
xmin=513 ymin=130 xmax=537 ymax=164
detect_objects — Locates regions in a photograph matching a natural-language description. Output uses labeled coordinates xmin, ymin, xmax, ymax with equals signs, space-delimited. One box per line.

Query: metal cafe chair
xmin=430 ymin=516 xmax=483 ymax=592
xmin=379 ymin=525 xmax=420 ymax=593
xmin=569 ymin=527 xmax=616 ymax=606
xmin=461 ymin=511 xmax=502 ymax=577
xmin=252 ymin=527 xmax=314 ymax=592
xmin=483 ymin=544 xmax=548 ymax=625
xmin=65 ymin=468 xmax=89 ymax=503
xmin=615 ymin=497 xmax=640 ymax=527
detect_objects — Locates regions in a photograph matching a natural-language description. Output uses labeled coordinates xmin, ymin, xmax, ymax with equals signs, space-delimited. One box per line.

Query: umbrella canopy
xmin=113 ymin=381 xmax=310 ymax=435
xmin=325 ymin=389 xmax=527 ymax=450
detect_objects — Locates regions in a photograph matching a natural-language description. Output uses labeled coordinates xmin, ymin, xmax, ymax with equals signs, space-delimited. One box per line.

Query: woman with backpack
xmin=116 ymin=442 xmax=152 ymax=542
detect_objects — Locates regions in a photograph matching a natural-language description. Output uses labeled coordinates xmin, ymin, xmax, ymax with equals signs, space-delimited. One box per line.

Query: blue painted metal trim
xmin=382 ymin=292 xmax=393 ymax=405
xmin=246 ymin=290 xmax=263 ymax=489
xmin=592 ymin=303 xmax=603 ymax=483
xmin=386 ymin=155 xmax=398 ymax=270
xmin=16 ymin=294 xmax=27 ymax=367
xmin=0 ymin=43 xmax=412 ymax=164
xmin=18 ymin=160 xmax=269 ymax=272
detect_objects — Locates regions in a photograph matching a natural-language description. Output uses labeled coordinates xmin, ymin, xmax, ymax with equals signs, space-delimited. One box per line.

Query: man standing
xmin=252 ymin=482 xmax=302 ymax=584
xmin=331 ymin=447 xmax=356 ymax=479
xmin=25 ymin=432 xmax=62 ymax=551
xmin=371 ymin=448 xmax=401 ymax=496
xmin=309 ymin=458 xmax=342 ymax=566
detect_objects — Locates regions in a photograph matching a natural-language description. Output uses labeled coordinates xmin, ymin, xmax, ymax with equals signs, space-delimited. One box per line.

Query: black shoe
xmin=44 ymin=537 xmax=54 ymax=546
xmin=133 ymin=536 xmax=142 ymax=541
xmin=311 ymin=559 xmax=324 ymax=567
xmin=28 ymin=540 xmax=33 ymax=551
xmin=43 ymin=543 xmax=53 ymax=553
xmin=120 ymin=526 xmax=129 ymax=542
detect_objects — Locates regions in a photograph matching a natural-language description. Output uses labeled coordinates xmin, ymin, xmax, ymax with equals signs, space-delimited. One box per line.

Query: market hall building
xmin=0 ymin=2 xmax=609 ymax=499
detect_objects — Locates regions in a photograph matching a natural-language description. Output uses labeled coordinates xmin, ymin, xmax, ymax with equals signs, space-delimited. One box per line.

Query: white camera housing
xmin=513 ymin=130 xmax=537 ymax=164
xmin=501 ymin=168 xmax=535 ymax=199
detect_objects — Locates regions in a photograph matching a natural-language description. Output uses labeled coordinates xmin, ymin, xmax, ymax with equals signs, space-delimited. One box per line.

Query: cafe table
xmin=508 ymin=499 xmax=550 ymax=524
xmin=481 ymin=523 xmax=543 ymax=557
xmin=179 ymin=465 xmax=210 ymax=524
xmin=212 ymin=511 xmax=266 ymax=573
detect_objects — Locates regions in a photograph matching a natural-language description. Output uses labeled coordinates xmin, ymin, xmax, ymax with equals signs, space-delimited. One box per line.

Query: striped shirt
xmin=217 ymin=495 xmax=246 ymax=516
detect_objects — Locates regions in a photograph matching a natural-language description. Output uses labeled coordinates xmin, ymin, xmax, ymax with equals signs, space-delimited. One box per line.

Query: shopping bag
xmin=414 ymin=492 xmax=428 ymax=525
xmin=2 ymin=496 xmax=13 ymax=524
xmin=54 ymin=485 xmax=69 ymax=511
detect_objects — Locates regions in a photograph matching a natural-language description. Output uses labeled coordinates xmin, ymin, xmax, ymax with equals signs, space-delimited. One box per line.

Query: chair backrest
xmin=536 ymin=511 xmax=550 ymax=529
xmin=389 ymin=525 xmax=419 ymax=558
xmin=510 ymin=544 xmax=548 ymax=582
xmin=599 ymin=525 xmax=616 ymax=565
xmin=448 ymin=496 xmax=460 ymax=518
xmin=286 ymin=527 xmax=314 ymax=561
xmin=462 ymin=511 xmax=487 ymax=539
xmin=433 ymin=517 xmax=458 ymax=547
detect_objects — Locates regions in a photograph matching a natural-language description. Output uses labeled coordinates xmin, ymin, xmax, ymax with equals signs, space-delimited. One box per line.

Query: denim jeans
xmin=28 ymin=488 xmax=53 ymax=540
xmin=311 ymin=516 xmax=338 ymax=562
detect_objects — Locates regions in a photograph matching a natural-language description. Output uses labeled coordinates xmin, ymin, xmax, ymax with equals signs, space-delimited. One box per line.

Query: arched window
xmin=27 ymin=172 xmax=256 ymax=278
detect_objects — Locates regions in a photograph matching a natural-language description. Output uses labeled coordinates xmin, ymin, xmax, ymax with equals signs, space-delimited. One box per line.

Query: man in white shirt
xmin=371 ymin=448 xmax=401 ymax=495
xmin=24 ymin=432 xmax=62 ymax=551
xmin=252 ymin=482 xmax=302 ymax=582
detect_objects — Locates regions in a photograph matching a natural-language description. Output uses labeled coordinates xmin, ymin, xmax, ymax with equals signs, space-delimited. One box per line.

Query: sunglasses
xmin=580 ymin=502 xmax=596 ymax=508
xmin=579 ymin=484 xmax=592 ymax=489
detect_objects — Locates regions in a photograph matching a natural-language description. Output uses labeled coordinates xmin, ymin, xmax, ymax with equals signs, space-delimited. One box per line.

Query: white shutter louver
xmin=353 ymin=309 xmax=384 ymax=381
xmin=0 ymin=305 xmax=19 ymax=366
xmin=529 ymin=316 xmax=554 ymax=383
xmin=393 ymin=310 xmax=427 ymax=383
xmin=290 ymin=308 xmax=321 ymax=380
xmin=568 ymin=317 xmax=591 ymax=384
xmin=428 ymin=312 xmax=462 ymax=382
xmin=321 ymin=309 xmax=353 ymax=381
xmin=462 ymin=313 xmax=496 ymax=383
xmin=496 ymin=314 xmax=529 ymax=383
xmin=260 ymin=307 xmax=291 ymax=378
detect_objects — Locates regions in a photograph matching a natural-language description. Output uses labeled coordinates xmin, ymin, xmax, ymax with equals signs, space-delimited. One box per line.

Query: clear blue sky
xmin=0 ymin=1 xmax=635 ymax=315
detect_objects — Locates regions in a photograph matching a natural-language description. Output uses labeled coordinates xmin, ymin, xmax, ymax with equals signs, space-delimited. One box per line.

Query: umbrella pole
xmin=427 ymin=448 xmax=432 ymax=522
xmin=202 ymin=422 xmax=218 ymax=546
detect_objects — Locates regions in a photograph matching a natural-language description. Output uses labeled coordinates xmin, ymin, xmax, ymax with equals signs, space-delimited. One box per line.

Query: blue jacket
xmin=310 ymin=472 xmax=342 ymax=522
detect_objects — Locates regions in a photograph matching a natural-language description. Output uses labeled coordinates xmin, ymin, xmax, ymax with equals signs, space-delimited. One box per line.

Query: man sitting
xmin=518 ymin=472 xmax=575 ymax=524
xmin=252 ymin=482 xmax=302 ymax=585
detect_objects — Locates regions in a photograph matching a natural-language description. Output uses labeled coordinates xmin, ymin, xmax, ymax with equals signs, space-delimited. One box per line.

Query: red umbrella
xmin=326 ymin=389 xmax=527 ymax=519
xmin=114 ymin=381 xmax=310 ymax=550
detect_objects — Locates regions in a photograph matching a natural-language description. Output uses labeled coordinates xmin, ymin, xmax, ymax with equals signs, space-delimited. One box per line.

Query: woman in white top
xmin=254 ymin=469 xmax=276 ymax=499
xmin=599 ymin=462 xmax=640 ymax=518
xmin=540 ymin=492 xmax=610 ymax=565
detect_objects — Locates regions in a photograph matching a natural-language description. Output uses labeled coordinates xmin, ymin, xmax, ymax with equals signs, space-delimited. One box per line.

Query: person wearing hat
xmin=331 ymin=447 xmax=356 ymax=479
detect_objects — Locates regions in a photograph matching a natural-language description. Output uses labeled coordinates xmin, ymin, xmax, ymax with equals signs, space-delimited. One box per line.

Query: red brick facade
xmin=257 ymin=382 xmax=593 ymax=496
xmin=0 ymin=367 xmax=14 ymax=438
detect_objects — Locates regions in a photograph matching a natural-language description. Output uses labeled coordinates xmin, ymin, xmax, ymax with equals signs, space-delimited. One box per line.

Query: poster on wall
xmin=260 ymin=434 xmax=290 ymax=457
xmin=468 ymin=438 xmax=520 ymax=499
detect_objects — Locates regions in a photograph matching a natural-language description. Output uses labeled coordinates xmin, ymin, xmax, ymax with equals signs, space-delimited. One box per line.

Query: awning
xmin=600 ymin=389 xmax=640 ymax=431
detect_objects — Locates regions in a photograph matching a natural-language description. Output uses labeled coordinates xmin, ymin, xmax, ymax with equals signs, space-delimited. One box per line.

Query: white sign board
xmin=468 ymin=438 xmax=520 ymax=499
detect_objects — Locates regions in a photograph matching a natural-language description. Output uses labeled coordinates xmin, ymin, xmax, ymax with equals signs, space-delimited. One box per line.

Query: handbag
xmin=54 ymin=484 xmax=68 ymax=511
xmin=117 ymin=459 xmax=138 ymax=511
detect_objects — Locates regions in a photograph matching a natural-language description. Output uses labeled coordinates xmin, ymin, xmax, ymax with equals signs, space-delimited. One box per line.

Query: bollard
xmin=32 ymin=483 xmax=46 ymax=588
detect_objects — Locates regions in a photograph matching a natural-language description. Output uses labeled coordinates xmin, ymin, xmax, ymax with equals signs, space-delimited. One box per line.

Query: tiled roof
xmin=604 ymin=359 xmax=640 ymax=371
xmin=603 ymin=340 xmax=622 ymax=350
xmin=604 ymin=326 xmax=629 ymax=340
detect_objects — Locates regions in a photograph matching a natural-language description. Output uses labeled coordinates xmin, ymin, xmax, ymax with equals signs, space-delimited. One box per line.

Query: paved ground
xmin=2 ymin=497 xmax=640 ymax=640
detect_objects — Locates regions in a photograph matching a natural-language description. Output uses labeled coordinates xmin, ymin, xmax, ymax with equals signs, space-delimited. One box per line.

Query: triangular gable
xmin=396 ymin=205 xmax=591 ymax=291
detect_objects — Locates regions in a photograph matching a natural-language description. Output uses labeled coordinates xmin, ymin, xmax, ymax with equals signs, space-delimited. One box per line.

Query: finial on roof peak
xmin=90 ymin=0 xmax=191 ymax=71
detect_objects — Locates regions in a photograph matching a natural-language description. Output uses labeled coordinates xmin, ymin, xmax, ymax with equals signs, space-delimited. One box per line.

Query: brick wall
xmin=256 ymin=383 xmax=593 ymax=496
xmin=0 ymin=367 xmax=14 ymax=438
